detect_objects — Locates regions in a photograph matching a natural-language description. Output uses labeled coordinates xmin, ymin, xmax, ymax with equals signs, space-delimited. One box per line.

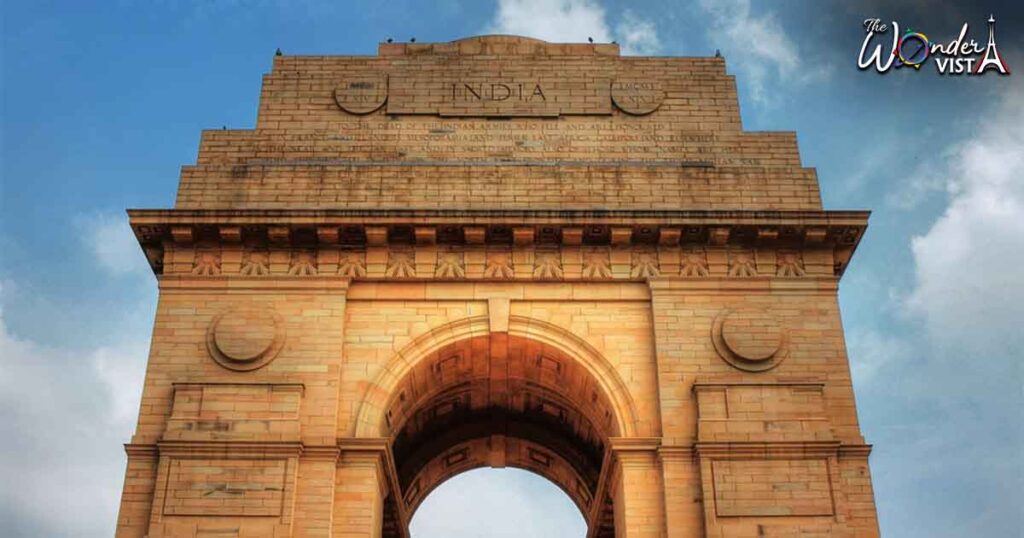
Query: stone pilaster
xmin=610 ymin=438 xmax=666 ymax=538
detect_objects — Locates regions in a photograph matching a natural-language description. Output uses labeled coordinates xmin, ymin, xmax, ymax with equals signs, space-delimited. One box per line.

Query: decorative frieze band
xmin=156 ymin=243 xmax=838 ymax=281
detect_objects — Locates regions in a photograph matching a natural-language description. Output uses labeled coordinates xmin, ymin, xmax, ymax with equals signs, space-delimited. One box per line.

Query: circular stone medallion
xmin=711 ymin=309 xmax=787 ymax=372
xmin=207 ymin=308 xmax=285 ymax=371
xmin=333 ymin=74 xmax=388 ymax=115
xmin=611 ymin=79 xmax=665 ymax=115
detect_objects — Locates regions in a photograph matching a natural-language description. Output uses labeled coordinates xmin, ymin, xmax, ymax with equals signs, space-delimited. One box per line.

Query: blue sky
xmin=1 ymin=1 xmax=1021 ymax=536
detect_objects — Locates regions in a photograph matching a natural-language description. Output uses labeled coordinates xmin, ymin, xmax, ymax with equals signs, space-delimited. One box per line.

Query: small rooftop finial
xmin=275 ymin=48 xmax=282 ymax=57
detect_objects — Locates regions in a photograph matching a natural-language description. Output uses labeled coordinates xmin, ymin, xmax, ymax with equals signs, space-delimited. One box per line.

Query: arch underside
xmin=378 ymin=333 xmax=622 ymax=536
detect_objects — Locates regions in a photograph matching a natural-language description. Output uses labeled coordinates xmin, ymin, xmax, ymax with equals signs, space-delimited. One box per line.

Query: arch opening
xmin=373 ymin=331 xmax=622 ymax=537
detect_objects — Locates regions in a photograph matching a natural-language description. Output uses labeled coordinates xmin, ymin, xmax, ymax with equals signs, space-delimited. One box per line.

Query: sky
xmin=1 ymin=0 xmax=1022 ymax=536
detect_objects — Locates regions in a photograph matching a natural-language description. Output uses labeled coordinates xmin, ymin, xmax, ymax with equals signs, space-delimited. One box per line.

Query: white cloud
xmin=698 ymin=0 xmax=826 ymax=103
xmin=906 ymin=86 xmax=1024 ymax=355
xmin=487 ymin=0 xmax=610 ymax=43
xmin=848 ymin=85 xmax=1024 ymax=537
xmin=883 ymin=118 xmax=979 ymax=210
xmin=76 ymin=212 xmax=148 ymax=276
xmin=845 ymin=326 xmax=912 ymax=384
xmin=94 ymin=342 xmax=150 ymax=425
xmin=616 ymin=10 xmax=660 ymax=55
xmin=410 ymin=468 xmax=586 ymax=537
xmin=0 ymin=288 xmax=148 ymax=537
xmin=885 ymin=148 xmax=950 ymax=209
xmin=485 ymin=0 xmax=659 ymax=55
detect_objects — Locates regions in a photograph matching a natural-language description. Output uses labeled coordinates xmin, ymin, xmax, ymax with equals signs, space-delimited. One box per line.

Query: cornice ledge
xmin=131 ymin=210 xmax=869 ymax=278
xmin=172 ymin=381 xmax=305 ymax=393
xmin=692 ymin=377 xmax=826 ymax=391
xmin=156 ymin=440 xmax=304 ymax=458
xmin=124 ymin=443 xmax=159 ymax=459
xmin=657 ymin=444 xmax=696 ymax=461
xmin=649 ymin=277 xmax=838 ymax=294
xmin=158 ymin=274 xmax=351 ymax=292
xmin=695 ymin=441 xmax=841 ymax=459
xmin=838 ymin=443 xmax=873 ymax=458
xmin=337 ymin=436 xmax=391 ymax=454
xmin=302 ymin=445 xmax=342 ymax=461
xmin=608 ymin=436 xmax=662 ymax=453
xmin=128 ymin=208 xmax=871 ymax=224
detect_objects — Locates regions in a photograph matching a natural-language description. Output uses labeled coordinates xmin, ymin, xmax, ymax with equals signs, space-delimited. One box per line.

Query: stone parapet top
xmin=376 ymin=35 xmax=623 ymax=57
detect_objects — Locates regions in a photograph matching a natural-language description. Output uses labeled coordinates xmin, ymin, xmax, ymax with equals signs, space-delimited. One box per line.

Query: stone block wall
xmin=116 ymin=35 xmax=879 ymax=538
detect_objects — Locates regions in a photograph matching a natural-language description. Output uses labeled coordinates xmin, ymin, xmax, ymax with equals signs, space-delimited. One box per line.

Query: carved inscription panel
xmin=328 ymin=56 xmax=669 ymax=118
xmin=334 ymin=74 xmax=388 ymax=115
xmin=387 ymin=76 xmax=611 ymax=117
xmin=611 ymin=80 xmax=664 ymax=115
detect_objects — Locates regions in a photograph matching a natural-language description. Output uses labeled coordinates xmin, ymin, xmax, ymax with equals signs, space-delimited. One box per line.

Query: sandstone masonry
xmin=116 ymin=36 xmax=880 ymax=538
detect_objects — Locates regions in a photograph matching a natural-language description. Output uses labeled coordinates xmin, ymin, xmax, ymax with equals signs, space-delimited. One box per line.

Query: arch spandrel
xmin=350 ymin=315 xmax=492 ymax=437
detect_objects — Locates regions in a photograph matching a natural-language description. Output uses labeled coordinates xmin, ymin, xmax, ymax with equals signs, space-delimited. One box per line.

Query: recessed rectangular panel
xmin=724 ymin=385 xmax=825 ymax=420
xmin=527 ymin=448 xmax=553 ymax=467
xmin=712 ymin=459 xmax=834 ymax=517
xmin=162 ymin=458 xmax=287 ymax=517
xmin=165 ymin=384 xmax=302 ymax=442
xmin=444 ymin=447 xmax=470 ymax=467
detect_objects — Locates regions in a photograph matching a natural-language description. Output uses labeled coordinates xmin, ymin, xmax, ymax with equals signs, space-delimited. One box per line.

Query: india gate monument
xmin=116 ymin=36 xmax=881 ymax=537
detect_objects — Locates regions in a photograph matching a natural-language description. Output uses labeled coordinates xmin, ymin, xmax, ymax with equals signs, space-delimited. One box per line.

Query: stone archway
xmin=354 ymin=316 xmax=641 ymax=537
xmin=117 ymin=34 xmax=882 ymax=538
